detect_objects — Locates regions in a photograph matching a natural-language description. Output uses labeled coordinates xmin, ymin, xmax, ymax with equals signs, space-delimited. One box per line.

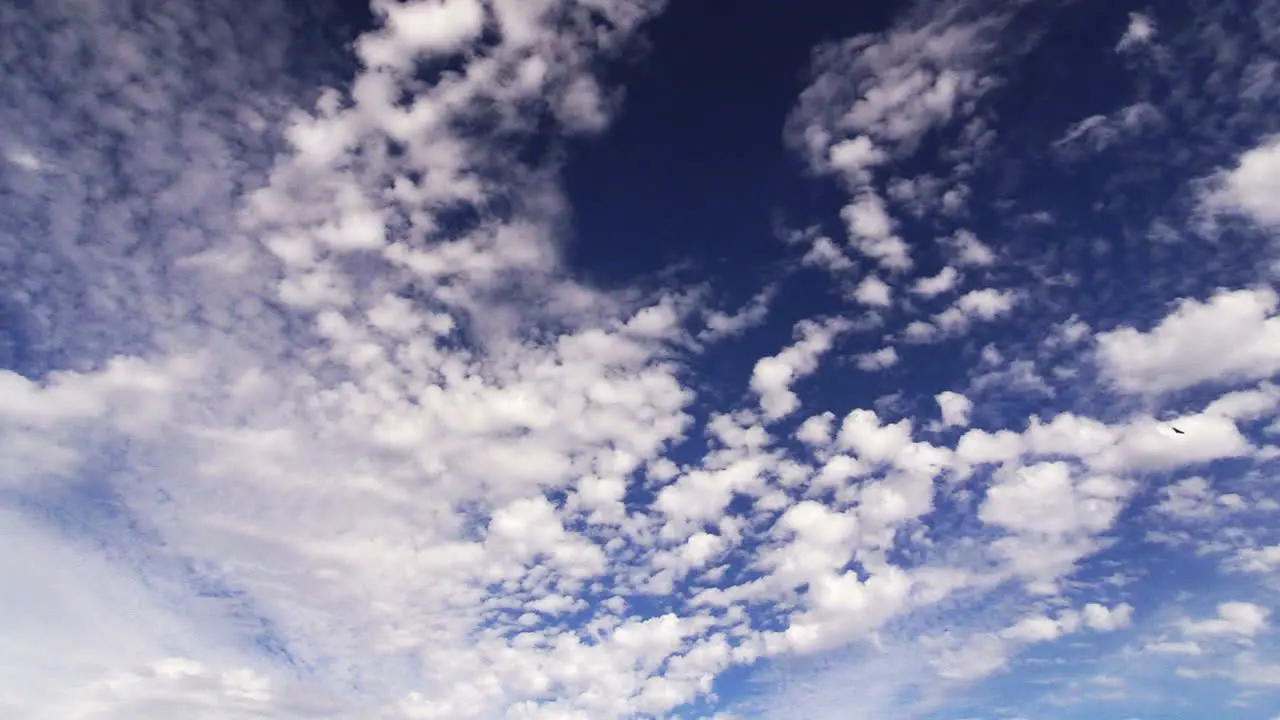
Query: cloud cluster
xmin=3 ymin=0 xmax=1280 ymax=718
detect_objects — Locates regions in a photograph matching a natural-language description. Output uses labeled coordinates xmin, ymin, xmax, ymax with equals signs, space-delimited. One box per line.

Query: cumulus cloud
xmin=943 ymin=229 xmax=996 ymax=267
xmin=1096 ymin=287 xmax=1280 ymax=395
xmin=1001 ymin=602 xmax=1133 ymax=643
xmin=854 ymin=274 xmax=894 ymax=307
xmin=1202 ymin=134 xmax=1280 ymax=228
xmin=857 ymin=346 xmax=901 ymax=372
xmin=912 ymin=266 xmax=961 ymax=298
xmin=1230 ymin=546 xmax=1280 ymax=574
xmin=979 ymin=462 xmax=1131 ymax=538
xmin=841 ymin=192 xmax=914 ymax=270
xmin=701 ymin=286 xmax=778 ymax=341
xmin=751 ymin=318 xmax=850 ymax=420
xmin=903 ymin=287 xmax=1020 ymax=343
xmin=1153 ymin=477 xmax=1247 ymax=520
xmin=935 ymin=390 xmax=973 ymax=428
xmin=1180 ymin=602 xmax=1270 ymax=638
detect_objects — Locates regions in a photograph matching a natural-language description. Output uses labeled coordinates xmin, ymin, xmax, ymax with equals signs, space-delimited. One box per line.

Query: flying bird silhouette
xmin=1171 ymin=427 xmax=1185 ymax=435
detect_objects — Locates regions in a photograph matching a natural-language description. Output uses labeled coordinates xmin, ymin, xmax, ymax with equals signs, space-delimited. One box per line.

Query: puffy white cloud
xmin=902 ymin=320 xmax=940 ymax=344
xmin=766 ymin=566 xmax=915 ymax=656
xmin=796 ymin=411 xmax=837 ymax=448
xmin=800 ymin=235 xmax=857 ymax=272
xmin=1001 ymin=614 xmax=1068 ymax=644
xmin=1203 ymin=134 xmax=1280 ymax=227
xmin=935 ymin=390 xmax=973 ymax=428
xmin=1180 ymin=602 xmax=1270 ymax=638
xmin=969 ymin=359 xmax=1055 ymax=398
xmin=979 ymin=462 xmax=1131 ymax=537
xmin=785 ymin=9 xmax=1002 ymax=166
xmin=933 ymin=288 xmax=1019 ymax=333
xmin=828 ymin=135 xmax=889 ymax=184
xmin=1153 ymin=477 xmax=1248 ymax=520
xmin=840 ymin=192 xmax=913 ymax=270
xmin=953 ymin=288 xmax=1019 ymax=321
xmin=751 ymin=319 xmax=850 ymax=420
xmin=1230 ymin=546 xmax=1280 ymax=573
xmin=907 ymin=288 xmax=1019 ymax=343
xmin=1000 ymin=602 xmax=1131 ymax=644
xmin=944 ymin=229 xmax=996 ymax=267
xmin=1203 ymin=382 xmax=1280 ymax=421
xmin=1082 ymin=602 xmax=1135 ymax=632
xmin=854 ymin=274 xmax=894 ymax=307
xmin=356 ymin=0 xmax=487 ymax=69
xmin=911 ymin=266 xmax=960 ymax=298
xmin=1094 ymin=412 xmax=1253 ymax=472
xmin=1096 ymin=287 xmax=1280 ymax=394
xmin=857 ymin=346 xmax=901 ymax=372
xmin=836 ymin=409 xmax=915 ymax=466
xmin=955 ymin=427 xmax=1022 ymax=468
xmin=701 ymin=287 xmax=777 ymax=341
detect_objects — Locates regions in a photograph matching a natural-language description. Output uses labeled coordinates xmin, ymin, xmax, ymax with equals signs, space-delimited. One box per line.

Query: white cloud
xmin=796 ymin=412 xmax=836 ymax=448
xmin=8 ymin=0 xmax=1280 ymax=718
xmin=854 ymin=274 xmax=894 ymax=307
xmin=1000 ymin=602 xmax=1131 ymax=644
xmin=840 ymin=192 xmax=913 ymax=270
xmin=979 ymin=462 xmax=1131 ymax=537
xmin=857 ymin=346 xmax=901 ymax=372
xmin=911 ymin=266 xmax=961 ymax=298
xmin=1203 ymin=382 xmax=1280 ymax=421
xmin=751 ymin=319 xmax=850 ymax=420
xmin=970 ymin=359 xmax=1055 ymax=398
xmin=1203 ymin=134 xmax=1280 ymax=227
xmin=1180 ymin=602 xmax=1270 ymax=638
xmin=828 ymin=135 xmax=889 ymax=184
xmin=1096 ymin=287 xmax=1280 ymax=394
xmin=836 ymin=409 xmax=915 ymax=466
xmin=1052 ymin=102 xmax=1165 ymax=157
xmin=944 ymin=229 xmax=996 ymax=267
xmin=785 ymin=9 xmax=1002 ymax=167
xmin=1230 ymin=546 xmax=1280 ymax=574
xmin=1153 ymin=477 xmax=1247 ymax=520
xmin=917 ymin=288 xmax=1019 ymax=342
xmin=902 ymin=320 xmax=939 ymax=344
xmin=801 ymin=236 xmax=857 ymax=272
xmin=356 ymin=0 xmax=487 ymax=69
xmin=1082 ymin=602 xmax=1135 ymax=632
xmin=1116 ymin=12 xmax=1157 ymax=53
xmin=953 ymin=288 xmax=1018 ymax=320
xmin=935 ymin=390 xmax=973 ymax=428
xmin=0 ymin=0 xmax=746 ymax=715
xmin=701 ymin=287 xmax=777 ymax=341
xmin=1001 ymin=614 xmax=1067 ymax=644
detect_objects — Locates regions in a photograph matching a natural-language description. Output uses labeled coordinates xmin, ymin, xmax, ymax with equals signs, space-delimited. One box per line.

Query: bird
xmin=1171 ymin=426 xmax=1185 ymax=435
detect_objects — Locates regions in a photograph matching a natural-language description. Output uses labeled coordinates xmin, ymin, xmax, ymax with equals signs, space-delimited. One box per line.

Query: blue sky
xmin=1 ymin=0 xmax=1279 ymax=718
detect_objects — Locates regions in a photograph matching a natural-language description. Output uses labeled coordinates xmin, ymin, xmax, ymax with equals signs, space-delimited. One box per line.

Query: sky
xmin=1 ymin=0 xmax=1279 ymax=718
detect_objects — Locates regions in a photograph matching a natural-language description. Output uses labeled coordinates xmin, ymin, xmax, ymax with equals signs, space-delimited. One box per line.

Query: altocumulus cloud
xmin=2 ymin=0 xmax=1280 ymax=719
